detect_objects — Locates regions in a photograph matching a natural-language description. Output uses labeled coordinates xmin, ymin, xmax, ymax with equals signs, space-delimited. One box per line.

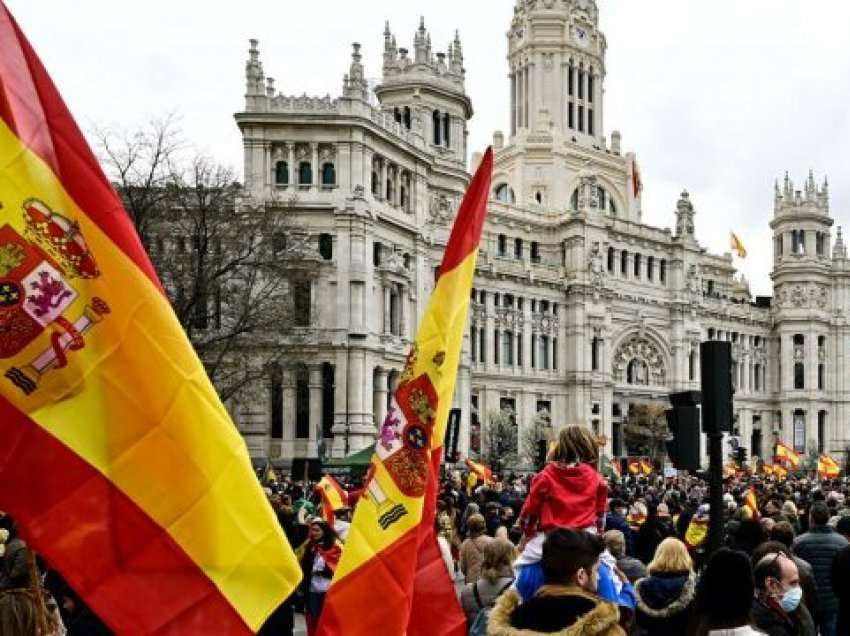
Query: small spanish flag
xmin=465 ymin=457 xmax=494 ymax=484
xmin=315 ymin=474 xmax=349 ymax=525
xmin=730 ymin=232 xmax=747 ymax=258
xmin=640 ymin=458 xmax=653 ymax=475
xmin=775 ymin=441 xmax=801 ymax=468
xmin=773 ymin=463 xmax=788 ymax=480
xmin=818 ymin=454 xmax=840 ymax=479
xmin=685 ymin=517 xmax=709 ymax=550
xmin=762 ymin=463 xmax=774 ymax=476
xmin=744 ymin=487 xmax=760 ymax=520
xmin=610 ymin=457 xmax=622 ymax=478
xmin=628 ymin=459 xmax=641 ymax=475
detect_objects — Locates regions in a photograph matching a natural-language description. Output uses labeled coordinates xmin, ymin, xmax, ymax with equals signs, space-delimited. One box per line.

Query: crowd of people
xmin=3 ymin=424 xmax=850 ymax=635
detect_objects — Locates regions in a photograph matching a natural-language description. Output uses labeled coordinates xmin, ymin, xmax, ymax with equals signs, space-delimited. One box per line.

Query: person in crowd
xmin=752 ymin=540 xmax=818 ymax=622
xmin=729 ymin=519 xmax=767 ymax=555
xmin=751 ymin=551 xmax=816 ymax=636
xmin=633 ymin=537 xmax=696 ymax=635
xmin=782 ymin=501 xmax=802 ymax=536
xmin=0 ymin=516 xmax=28 ymax=591
xmin=514 ymin=426 xmax=607 ymax=600
xmin=459 ymin=538 xmax=515 ymax=628
xmin=832 ymin=542 xmax=850 ymax=636
xmin=0 ymin=587 xmax=63 ymax=636
xmin=299 ymin=520 xmax=341 ymax=635
xmin=605 ymin=499 xmax=635 ymax=557
xmin=691 ymin=547 xmax=762 ymax=636
xmin=459 ymin=513 xmax=492 ymax=584
xmin=488 ymin=529 xmax=624 ymax=635
xmin=634 ymin=504 xmax=674 ymax=565
xmin=603 ymin=530 xmax=646 ymax=584
xmin=834 ymin=515 xmax=850 ymax=541
xmin=792 ymin=501 xmax=848 ymax=636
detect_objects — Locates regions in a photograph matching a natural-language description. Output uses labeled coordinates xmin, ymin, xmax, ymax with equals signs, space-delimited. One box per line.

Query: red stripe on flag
xmin=0 ymin=4 xmax=162 ymax=289
xmin=437 ymin=147 xmax=492 ymax=277
xmin=0 ymin=396 xmax=251 ymax=635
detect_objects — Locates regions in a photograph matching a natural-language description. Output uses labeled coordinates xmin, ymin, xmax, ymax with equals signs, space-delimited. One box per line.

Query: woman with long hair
xmin=300 ymin=519 xmax=341 ymax=635
xmin=459 ymin=514 xmax=492 ymax=585
xmin=459 ymin=538 xmax=515 ymax=629
xmin=634 ymin=537 xmax=696 ymax=636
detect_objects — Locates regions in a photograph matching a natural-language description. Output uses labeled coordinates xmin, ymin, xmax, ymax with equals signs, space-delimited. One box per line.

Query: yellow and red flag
xmin=730 ymin=232 xmax=747 ymax=258
xmin=0 ymin=5 xmax=300 ymax=633
xmin=744 ymin=487 xmax=760 ymax=520
xmin=317 ymin=149 xmax=493 ymax=636
xmin=465 ymin=456 xmax=494 ymax=484
xmin=316 ymin=474 xmax=349 ymax=524
xmin=762 ymin=463 xmax=774 ymax=476
xmin=628 ymin=458 xmax=641 ymax=475
xmin=685 ymin=517 xmax=709 ymax=550
xmin=773 ymin=463 xmax=788 ymax=480
xmin=818 ymin=454 xmax=840 ymax=479
xmin=776 ymin=441 xmax=801 ymax=468
xmin=640 ymin=458 xmax=653 ymax=475
xmin=610 ymin=457 xmax=623 ymax=478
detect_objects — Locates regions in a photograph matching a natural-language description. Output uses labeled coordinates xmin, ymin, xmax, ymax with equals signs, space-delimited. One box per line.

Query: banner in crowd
xmin=316 ymin=474 xmax=349 ymax=525
xmin=317 ymin=149 xmax=493 ymax=636
xmin=465 ymin=456 xmax=494 ymax=485
xmin=818 ymin=453 xmax=840 ymax=479
xmin=775 ymin=441 xmax=801 ymax=468
xmin=0 ymin=4 xmax=301 ymax=632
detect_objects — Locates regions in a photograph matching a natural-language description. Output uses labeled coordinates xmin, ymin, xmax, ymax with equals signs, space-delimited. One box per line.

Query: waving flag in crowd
xmin=465 ymin=456 xmax=495 ymax=485
xmin=317 ymin=149 xmax=493 ymax=636
xmin=775 ymin=441 xmax=801 ymax=468
xmin=744 ymin=487 xmax=760 ymax=520
xmin=639 ymin=458 xmax=653 ymax=476
xmin=628 ymin=459 xmax=641 ymax=475
xmin=0 ymin=4 xmax=301 ymax=633
xmin=773 ymin=463 xmax=788 ymax=480
xmin=818 ymin=453 xmax=840 ymax=479
xmin=316 ymin=474 xmax=349 ymax=525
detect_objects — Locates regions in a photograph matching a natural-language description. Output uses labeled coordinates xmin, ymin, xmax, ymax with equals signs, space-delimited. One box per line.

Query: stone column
xmin=308 ymin=364 xmax=323 ymax=456
xmin=374 ymin=368 xmax=389 ymax=431
xmin=381 ymin=160 xmax=388 ymax=201
xmin=510 ymin=70 xmax=517 ymax=136
xmin=331 ymin=350 xmax=349 ymax=458
xmin=347 ymin=348 xmax=366 ymax=450
xmin=399 ymin=285 xmax=408 ymax=339
xmin=483 ymin=293 xmax=494 ymax=372
xmin=311 ymin=143 xmax=320 ymax=187
xmin=594 ymin=71 xmax=603 ymax=137
xmin=288 ymin=144 xmax=296 ymax=187
xmin=282 ymin=367 xmax=296 ymax=444
xmin=383 ymin=285 xmax=391 ymax=333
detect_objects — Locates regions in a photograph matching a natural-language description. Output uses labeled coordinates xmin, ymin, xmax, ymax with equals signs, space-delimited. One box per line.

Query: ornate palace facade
xmin=232 ymin=0 xmax=850 ymax=473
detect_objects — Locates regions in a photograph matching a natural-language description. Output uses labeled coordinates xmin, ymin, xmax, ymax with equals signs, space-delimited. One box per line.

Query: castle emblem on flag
xmin=1 ymin=198 xmax=109 ymax=395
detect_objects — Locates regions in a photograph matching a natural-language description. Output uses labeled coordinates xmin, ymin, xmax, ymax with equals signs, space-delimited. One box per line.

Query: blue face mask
xmin=780 ymin=585 xmax=803 ymax=612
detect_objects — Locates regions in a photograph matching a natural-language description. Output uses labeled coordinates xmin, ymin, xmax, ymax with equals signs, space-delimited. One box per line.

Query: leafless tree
xmin=95 ymin=117 xmax=313 ymax=402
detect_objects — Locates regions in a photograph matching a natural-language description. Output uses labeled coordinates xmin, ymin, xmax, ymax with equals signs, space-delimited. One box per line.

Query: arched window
xmin=321 ymin=162 xmax=336 ymax=186
xmin=432 ymin=110 xmax=441 ymax=145
xmin=275 ymin=161 xmax=289 ymax=185
xmin=497 ymin=234 xmax=507 ymax=257
xmin=494 ymin=183 xmax=515 ymax=203
xmin=443 ymin=113 xmax=451 ymax=147
xmin=298 ymin=161 xmax=312 ymax=185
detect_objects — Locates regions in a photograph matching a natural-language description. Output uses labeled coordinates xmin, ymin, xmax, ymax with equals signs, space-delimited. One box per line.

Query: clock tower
xmin=507 ymin=0 xmax=606 ymax=143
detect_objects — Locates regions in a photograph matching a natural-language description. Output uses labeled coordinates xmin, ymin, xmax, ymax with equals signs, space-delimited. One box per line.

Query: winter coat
xmin=751 ymin=596 xmax=816 ymax=636
xmin=832 ymin=545 xmax=850 ymax=636
xmin=488 ymin=586 xmax=625 ymax=636
xmin=459 ymin=572 xmax=513 ymax=626
xmin=459 ymin=535 xmax=492 ymax=584
xmin=520 ymin=463 xmax=608 ymax=535
xmin=792 ymin=525 xmax=848 ymax=618
xmin=0 ymin=537 xmax=28 ymax=590
xmin=633 ymin=570 xmax=696 ymax=636
xmin=615 ymin=555 xmax=647 ymax=584
xmin=635 ymin=517 xmax=674 ymax=565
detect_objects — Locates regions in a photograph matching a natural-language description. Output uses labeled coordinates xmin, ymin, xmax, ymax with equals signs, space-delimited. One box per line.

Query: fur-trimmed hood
xmin=488 ymin=586 xmax=625 ymax=636
xmin=634 ymin=571 xmax=696 ymax=619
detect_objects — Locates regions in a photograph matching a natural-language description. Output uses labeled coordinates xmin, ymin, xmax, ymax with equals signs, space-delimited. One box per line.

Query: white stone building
xmin=233 ymin=0 xmax=850 ymax=474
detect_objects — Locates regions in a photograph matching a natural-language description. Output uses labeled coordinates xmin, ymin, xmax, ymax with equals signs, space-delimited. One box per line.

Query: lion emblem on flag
xmin=0 ymin=198 xmax=109 ymax=395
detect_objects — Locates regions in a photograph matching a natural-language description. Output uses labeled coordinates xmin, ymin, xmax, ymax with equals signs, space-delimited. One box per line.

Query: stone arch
xmin=611 ymin=328 xmax=670 ymax=387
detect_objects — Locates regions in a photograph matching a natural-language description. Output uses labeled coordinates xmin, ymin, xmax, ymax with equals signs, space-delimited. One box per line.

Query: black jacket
xmin=832 ymin=545 xmax=850 ymax=636
xmin=751 ymin=596 xmax=816 ymax=636
xmin=792 ymin=526 xmax=849 ymax=617
xmin=634 ymin=571 xmax=696 ymax=636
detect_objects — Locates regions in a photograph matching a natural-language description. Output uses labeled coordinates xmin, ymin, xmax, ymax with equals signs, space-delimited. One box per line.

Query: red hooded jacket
xmin=519 ymin=462 xmax=607 ymax=536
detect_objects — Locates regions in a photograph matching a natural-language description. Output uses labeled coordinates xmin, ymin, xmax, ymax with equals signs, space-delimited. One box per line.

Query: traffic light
xmin=665 ymin=395 xmax=701 ymax=472
xmin=701 ymin=341 xmax=733 ymax=434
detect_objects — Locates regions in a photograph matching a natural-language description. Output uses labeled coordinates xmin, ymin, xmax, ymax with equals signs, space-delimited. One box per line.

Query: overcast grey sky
xmin=8 ymin=1 xmax=850 ymax=296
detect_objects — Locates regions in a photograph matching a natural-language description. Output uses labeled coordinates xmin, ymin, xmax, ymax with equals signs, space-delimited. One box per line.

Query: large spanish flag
xmin=0 ymin=5 xmax=300 ymax=633
xmin=317 ymin=149 xmax=493 ymax=636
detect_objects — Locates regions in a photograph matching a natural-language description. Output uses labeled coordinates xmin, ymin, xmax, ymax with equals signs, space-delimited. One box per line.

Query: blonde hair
xmin=552 ymin=425 xmax=599 ymax=465
xmin=480 ymin=538 xmax=516 ymax=584
xmin=647 ymin=537 xmax=693 ymax=575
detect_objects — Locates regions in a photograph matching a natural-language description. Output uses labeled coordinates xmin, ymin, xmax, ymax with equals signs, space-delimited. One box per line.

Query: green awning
xmin=323 ymin=443 xmax=375 ymax=468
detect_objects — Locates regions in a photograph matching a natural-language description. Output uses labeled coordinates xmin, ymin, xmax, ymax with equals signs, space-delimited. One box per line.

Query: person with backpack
xmin=460 ymin=538 xmax=515 ymax=635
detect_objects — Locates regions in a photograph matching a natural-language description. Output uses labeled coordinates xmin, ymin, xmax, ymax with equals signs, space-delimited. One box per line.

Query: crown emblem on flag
xmin=22 ymin=198 xmax=99 ymax=279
